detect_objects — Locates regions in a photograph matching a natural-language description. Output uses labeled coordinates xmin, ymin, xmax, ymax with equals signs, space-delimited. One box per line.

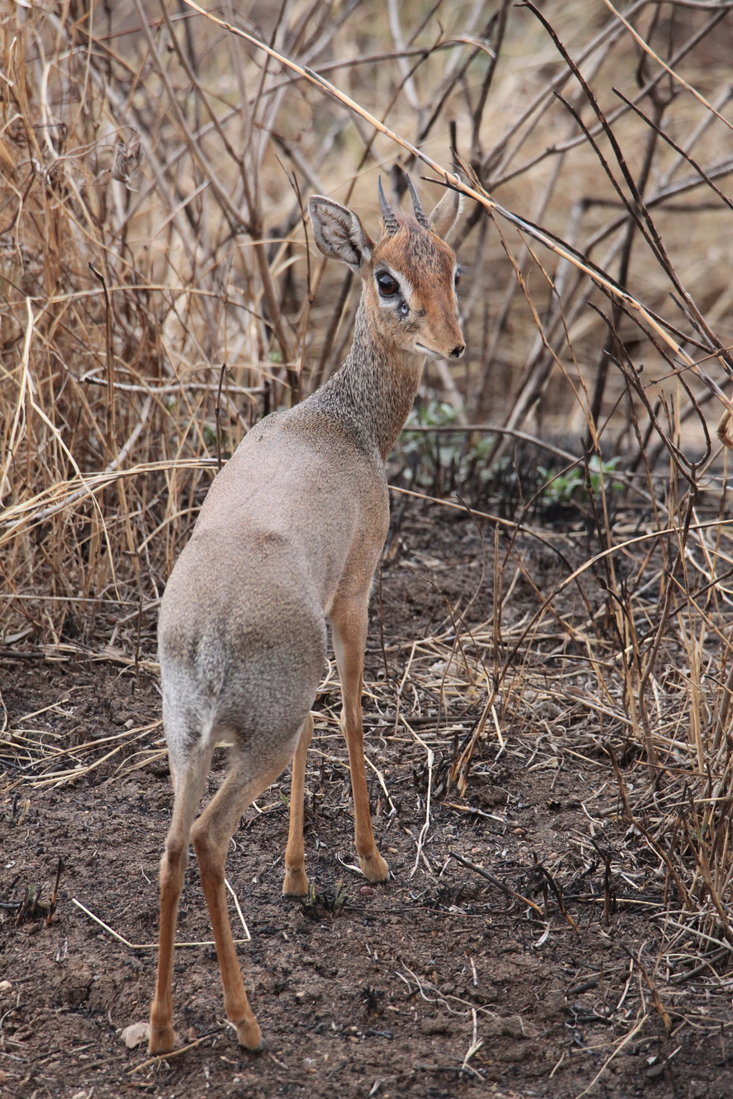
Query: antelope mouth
xmin=414 ymin=341 xmax=443 ymax=360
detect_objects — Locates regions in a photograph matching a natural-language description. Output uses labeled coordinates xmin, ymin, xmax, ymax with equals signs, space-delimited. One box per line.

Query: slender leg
xmin=331 ymin=601 xmax=389 ymax=883
xmin=190 ymin=748 xmax=296 ymax=1050
xmin=149 ymin=750 xmax=212 ymax=1054
xmin=283 ymin=713 xmax=314 ymax=896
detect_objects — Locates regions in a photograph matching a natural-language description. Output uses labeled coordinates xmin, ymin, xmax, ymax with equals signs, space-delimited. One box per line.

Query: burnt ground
xmin=2 ymin=500 xmax=733 ymax=1099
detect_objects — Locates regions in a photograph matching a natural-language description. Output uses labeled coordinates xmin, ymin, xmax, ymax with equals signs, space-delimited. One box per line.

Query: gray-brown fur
xmin=148 ymin=180 xmax=464 ymax=1056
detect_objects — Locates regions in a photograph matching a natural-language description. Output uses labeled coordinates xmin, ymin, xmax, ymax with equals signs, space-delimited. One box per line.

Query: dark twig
xmin=215 ymin=363 xmax=227 ymax=472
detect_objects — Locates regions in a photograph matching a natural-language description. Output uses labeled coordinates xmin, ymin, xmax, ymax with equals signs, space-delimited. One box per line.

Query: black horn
xmin=405 ymin=175 xmax=430 ymax=231
xmin=377 ymin=176 xmax=399 ymax=237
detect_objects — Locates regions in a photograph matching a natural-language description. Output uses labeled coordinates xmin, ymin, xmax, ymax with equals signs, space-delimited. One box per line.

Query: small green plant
xmin=398 ymin=401 xmax=461 ymax=477
xmin=537 ymin=455 xmax=624 ymax=506
xmin=394 ymin=401 xmax=470 ymax=490
xmin=3 ymin=794 xmax=30 ymax=826
xmin=301 ymin=879 xmax=348 ymax=917
xmin=333 ymin=879 xmax=349 ymax=914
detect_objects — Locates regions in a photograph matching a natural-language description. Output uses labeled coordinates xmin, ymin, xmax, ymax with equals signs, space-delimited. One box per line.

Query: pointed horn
xmin=405 ymin=174 xmax=430 ymax=231
xmin=377 ymin=175 xmax=399 ymax=237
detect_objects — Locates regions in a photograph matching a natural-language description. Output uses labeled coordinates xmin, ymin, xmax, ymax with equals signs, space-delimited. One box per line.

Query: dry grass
xmin=4 ymin=0 xmax=733 ymax=1051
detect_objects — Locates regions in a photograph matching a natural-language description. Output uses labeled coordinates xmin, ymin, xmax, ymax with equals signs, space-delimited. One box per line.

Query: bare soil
xmin=1 ymin=502 xmax=732 ymax=1099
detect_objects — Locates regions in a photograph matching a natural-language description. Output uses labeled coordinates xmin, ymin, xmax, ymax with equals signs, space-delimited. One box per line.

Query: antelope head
xmin=309 ymin=177 xmax=465 ymax=362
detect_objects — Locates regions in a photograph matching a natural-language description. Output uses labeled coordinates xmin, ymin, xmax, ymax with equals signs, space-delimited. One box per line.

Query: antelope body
xmin=148 ymin=179 xmax=464 ymax=1055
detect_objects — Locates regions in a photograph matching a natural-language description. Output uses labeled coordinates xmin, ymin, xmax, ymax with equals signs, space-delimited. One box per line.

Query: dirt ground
xmin=2 ymin=502 xmax=733 ymax=1099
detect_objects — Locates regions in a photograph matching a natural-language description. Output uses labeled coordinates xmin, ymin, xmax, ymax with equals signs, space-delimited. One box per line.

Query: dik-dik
xmin=149 ymin=178 xmax=464 ymax=1054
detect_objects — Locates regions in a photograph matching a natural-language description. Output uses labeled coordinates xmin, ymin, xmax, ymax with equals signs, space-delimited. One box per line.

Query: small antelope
xmin=148 ymin=177 xmax=464 ymax=1054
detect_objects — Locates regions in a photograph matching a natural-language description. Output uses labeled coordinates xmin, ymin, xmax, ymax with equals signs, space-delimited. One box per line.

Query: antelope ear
xmin=429 ymin=187 xmax=463 ymax=240
xmin=309 ymin=196 xmax=374 ymax=274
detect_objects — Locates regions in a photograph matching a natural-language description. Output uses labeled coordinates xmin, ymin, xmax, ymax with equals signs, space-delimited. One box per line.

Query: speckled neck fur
xmin=306 ymin=299 xmax=423 ymax=462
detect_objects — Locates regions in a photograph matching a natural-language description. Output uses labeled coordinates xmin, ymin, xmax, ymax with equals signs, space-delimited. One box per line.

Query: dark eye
xmin=377 ymin=272 xmax=399 ymax=297
xmin=454 ymin=271 xmax=461 ymax=288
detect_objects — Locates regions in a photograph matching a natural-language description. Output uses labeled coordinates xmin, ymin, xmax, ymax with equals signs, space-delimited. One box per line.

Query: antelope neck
xmin=309 ymin=300 xmax=423 ymax=462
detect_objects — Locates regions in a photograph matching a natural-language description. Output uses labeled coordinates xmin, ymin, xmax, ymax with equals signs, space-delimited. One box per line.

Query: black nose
xmin=450 ymin=344 xmax=465 ymax=359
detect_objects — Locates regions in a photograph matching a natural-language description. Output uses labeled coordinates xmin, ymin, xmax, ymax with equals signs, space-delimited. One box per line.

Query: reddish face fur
xmin=308 ymin=186 xmax=465 ymax=366
xmin=363 ymin=214 xmax=464 ymax=360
